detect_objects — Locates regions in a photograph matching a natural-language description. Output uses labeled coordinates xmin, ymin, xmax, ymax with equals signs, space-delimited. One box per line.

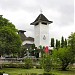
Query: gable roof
xmin=25 ymin=37 xmax=34 ymax=41
xmin=18 ymin=30 xmax=34 ymax=42
xmin=30 ymin=14 xmax=53 ymax=25
xmin=18 ymin=30 xmax=26 ymax=41
xmin=18 ymin=30 xmax=26 ymax=33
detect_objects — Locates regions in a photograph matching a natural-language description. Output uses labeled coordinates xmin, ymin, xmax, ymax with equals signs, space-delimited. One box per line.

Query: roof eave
xmin=30 ymin=21 xmax=53 ymax=25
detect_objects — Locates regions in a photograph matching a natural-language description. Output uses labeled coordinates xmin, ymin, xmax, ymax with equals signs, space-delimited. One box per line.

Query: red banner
xmin=44 ymin=46 xmax=49 ymax=53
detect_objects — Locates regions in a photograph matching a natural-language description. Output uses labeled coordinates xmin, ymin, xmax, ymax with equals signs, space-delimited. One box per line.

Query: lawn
xmin=0 ymin=68 xmax=75 ymax=75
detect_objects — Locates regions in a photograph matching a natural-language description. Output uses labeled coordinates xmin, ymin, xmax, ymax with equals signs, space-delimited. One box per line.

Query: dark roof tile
xmin=30 ymin=14 xmax=53 ymax=25
xmin=18 ymin=30 xmax=34 ymax=42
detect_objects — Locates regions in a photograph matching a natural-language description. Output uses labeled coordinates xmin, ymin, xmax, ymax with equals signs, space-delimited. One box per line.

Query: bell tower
xmin=30 ymin=13 xmax=53 ymax=47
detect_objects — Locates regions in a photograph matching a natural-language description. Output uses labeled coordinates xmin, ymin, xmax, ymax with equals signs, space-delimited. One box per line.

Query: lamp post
xmin=34 ymin=49 xmax=35 ymax=56
xmin=27 ymin=48 xmax=29 ymax=58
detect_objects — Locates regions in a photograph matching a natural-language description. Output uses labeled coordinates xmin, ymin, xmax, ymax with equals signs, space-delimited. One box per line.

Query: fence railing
xmin=0 ymin=57 xmax=40 ymax=63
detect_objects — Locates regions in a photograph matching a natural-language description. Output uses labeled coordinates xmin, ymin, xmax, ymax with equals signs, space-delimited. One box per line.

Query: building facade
xmin=31 ymin=14 xmax=53 ymax=47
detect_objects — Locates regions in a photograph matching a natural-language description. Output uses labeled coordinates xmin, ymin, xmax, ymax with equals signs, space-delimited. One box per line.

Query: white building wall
xmin=34 ymin=24 xmax=40 ymax=47
xmin=40 ymin=23 xmax=50 ymax=47
xmin=34 ymin=22 xmax=50 ymax=47
xmin=22 ymin=41 xmax=34 ymax=45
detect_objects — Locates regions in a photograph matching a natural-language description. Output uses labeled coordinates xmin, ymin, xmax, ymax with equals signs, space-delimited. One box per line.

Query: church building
xmin=18 ymin=13 xmax=53 ymax=50
xmin=30 ymin=13 xmax=53 ymax=48
xmin=18 ymin=30 xmax=34 ymax=49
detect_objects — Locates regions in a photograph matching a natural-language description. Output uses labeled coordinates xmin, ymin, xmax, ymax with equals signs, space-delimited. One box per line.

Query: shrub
xmin=43 ymin=73 xmax=54 ymax=75
xmin=0 ymin=72 xmax=4 ymax=75
xmin=40 ymin=54 xmax=52 ymax=72
xmin=38 ymin=74 xmax=43 ymax=75
xmin=0 ymin=65 xmax=2 ymax=69
xmin=52 ymin=47 xmax=74 ymax=70
xmin=36 ymin=65 xmax=42 ymax=69
xmin=31 ymin=73 xmax=37 ymax=75
xmin=24 ymin=58 xmax=33 ymax=69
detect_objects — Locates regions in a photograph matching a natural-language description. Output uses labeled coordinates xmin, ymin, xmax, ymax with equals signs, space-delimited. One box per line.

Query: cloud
xmin=0 ymin=0 xmax=38 ymax=12
xmin=36 ymin=0 xmax=74 ymax=26
xmin=0 ymin=0 xmax=74 ymax=39
xmin=59 ymin=0 xmax=74 ymax=26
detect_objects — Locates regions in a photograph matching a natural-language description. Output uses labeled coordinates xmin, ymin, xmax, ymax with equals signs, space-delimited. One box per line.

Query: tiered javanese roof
xmin=30 ymin=14 xmax=53 ymax=25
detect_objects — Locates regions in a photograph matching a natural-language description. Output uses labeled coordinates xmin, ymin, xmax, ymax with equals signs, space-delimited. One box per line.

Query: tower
xmin=30 ymin=14 xmax=53 ymax=47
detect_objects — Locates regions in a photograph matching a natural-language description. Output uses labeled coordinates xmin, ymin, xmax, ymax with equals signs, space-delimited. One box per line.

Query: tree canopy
xmin=61 ymin=36 xmax=64 ymax=48
xmin=51 ymin=38 xmax=54 ymax=47
xmin=68 ymin=32 xmax=75 ymax=53
xmin=56 ymin=39 xmax=60 ymax=49
xmin=52 ymin=47 xmax=74 ymax=70
xmin=0 ymin=15 xmax=22 ymax=57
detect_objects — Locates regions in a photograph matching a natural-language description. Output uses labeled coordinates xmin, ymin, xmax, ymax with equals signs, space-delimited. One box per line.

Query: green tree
xmin=61 ymin=36 xmax=64 ymax=48
xmin=0 ymin=15 xmax=16 ymax=31
xmin=0 ymin=15 xmax=22 ymax=57
xmin=24 ymin=58 xmax=33 ymax=69
xmin=56 ymin=39 xmax=60 ymax=49
xmin=20 ymin=46 xmax=27 ymax=58
xmin=64 ymin=38 xmax=67 ymax=47
xmin=52 ymin=47 xmax=74 ymax=70
xmin=68 ymin=32 xmax=75 ymax=53
xmin=51 ymin=38 xmax=54 ymax=47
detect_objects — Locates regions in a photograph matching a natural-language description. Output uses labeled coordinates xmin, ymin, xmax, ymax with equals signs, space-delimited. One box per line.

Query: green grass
xmin=0 ymin=68 xmax=75 ymax=75
xmin=52 ymin=70 xmax=75 ymax=75
xmin=0 ymin=68 xmax=44 ymax=75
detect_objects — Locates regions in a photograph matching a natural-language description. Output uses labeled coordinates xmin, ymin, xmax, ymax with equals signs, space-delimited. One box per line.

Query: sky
xmin=0 ymin=0 xmax=74 ymax=40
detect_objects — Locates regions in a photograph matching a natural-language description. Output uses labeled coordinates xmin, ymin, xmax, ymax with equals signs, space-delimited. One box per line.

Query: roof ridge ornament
xmin=40 ymin=9 xmax=43 ymax=14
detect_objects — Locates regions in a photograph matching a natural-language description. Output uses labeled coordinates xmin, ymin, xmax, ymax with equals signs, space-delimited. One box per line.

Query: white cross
xmin=40 ymin=9 xmax=43 ymax=14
